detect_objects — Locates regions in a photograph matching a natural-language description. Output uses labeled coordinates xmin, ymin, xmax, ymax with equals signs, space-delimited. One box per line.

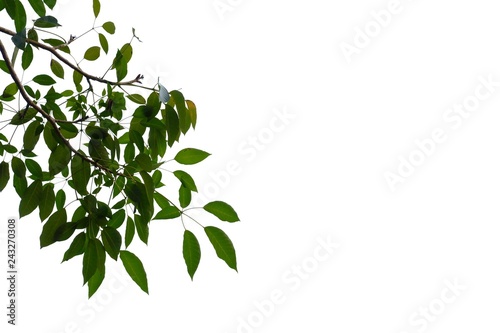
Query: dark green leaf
xmin=11 ymin=156 xmax=25 ymax=178
xmin=71 ymin=154 xmax=91 ymax=195
xmin=54 ymin=222 xmax=78 ymax=241
xmin=19 ymin=179 xmax=42 ymax=217
xmin=28 ymin=0 xmax=45 ymax=17
xmin=101 ymin=227 xmax=121 ymax=260
xmin=82 ymin=238 xmax=98 ymax=284
xmin=125 ymin=216 xmax=135 ymax=248
xmin=174 ymin=148 xmax=210 ymax=165
xmin=40 ymin=208 xmax=67 ymax=248
xmin=62 ymin=232 xmax=86 ymax=262
xmin=0 ymin=161 xmax=9 ymax=191
xmin=135 ymin=153 xmax=152 ymax=172
xmin=43 ymin=0 xmax=56 ymax=9
xmin=39 ymin=183 xmax=55 ymax=221
xmin=23 ymin=121 xmax=43 ymax=151
xmin=49 ymin=144 xmax=71 ymax=175
xmin=204 ymin=201 xmax=240 ymax=222
xmin=3 ymin=82 xmax=18 ymax=98
xmin=89 ymin=139 xmax=110 ymax=166
xmin=50 ymin=59 xmax=65 ymax=79
xmin=22 ymin=44 xmax=33 ymax=70
xmin=153 ymin=192 xmax=171 ymax=209
xmin=14 ymin=1 xmax=27 ymax=32
xmin=25 ymin=159 xmax=43 ymax=179
xmin=88 ymin=266 xmax=105 ymax=298
xmin=73 ymin=70 xmax=83 ymax=92
xmin=34 ymin=16 xmax=60 ymax=28
xmin=179 ymin=185 xmax=191 ymax=208
xmin=134 ymin=213 xmax=149 ymax=245
xmin=183 ymin=230 xmax=201 ymax=280
xmin=120 ymin=250 xmax=148 ymax=294
xmin=205 ymin=226 xmax=237 ymax=271
xmin=33 ymin=74 xmax=56 ymax=85
xmin=55 ymin=189 xmax=66 ymax=210
xmin=10 ymin=108 xmax=36 ymax=125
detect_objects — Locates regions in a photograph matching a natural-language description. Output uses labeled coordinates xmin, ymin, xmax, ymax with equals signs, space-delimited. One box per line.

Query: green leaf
xmin=98 ymin=33 xmax=108 ymax=54
xmin=135 ymin=153 xmax=152 ymax=172
xmin=102 ymin=21 xmax=115 ymax=34
xmin=13 ymin=174 xmax=27 ymax=197
xmin=173 ymin=170 xmax=197 ymax=192
xmin=25 ymin=159 xmax=43 ymax=179
xmin=62 ymin=231 xmax=86 ymax=262
xmin=186 ymin=100 xmax=197 ymax=129
xmin=22 ymin=44 xmax=33 ymax=70
xmin=133 ymin=214 xmax=149 ymax=245
xmin=3 ymin=82 xmax=18 ymax=98
xmin=88 ymin=266 xmax=105 ymax=298
xmin=164 ymin=105 xmax=179 ymax=147
xmin=126 ymin=94 xmax=145 ymax=104
xmin=153 ymin=206 xmax=181 ymax=220
xmin=33 ymin=74 xmax=56 ymax=85
xmin=34 ymin=16 xmax=60 ymax=28
xmin=71 ymin=154 xmax=91 ymax=195
xmin=19 ymin=179 xmax=42 ymax=218
xmin=183 ymin=230 xmax=201 ymax=280
xmin=73 ymin=70 xmax=83 ymax=92
xmin=14 ymin=1 xmax=27 ymax=32
xmin=120 ymin=251 xmax=149 ymax=294
xmin=108 ymin=209 xmax=125 ymax=228
xmin=89 ymin=139 xmax=110 ymax=166
xmin=125 ymin=216 xmax=135 ymax=248
xmin=92 ymin=0 xmax=100 ymax=17
xmin=174 ymin=148 xmax=210 ymax=165
xmin=153 ymin=192 xmax=171 ymax=209
xmin=205 ymin=226 xmax=237 ymax=271
xmin=10 ymin=108 xmax=37 ymax=125
xmin=55 ymin=189 xmax=66 ymax=210
xmin=179 ymin=185 xmax=191 ymax=208
xmin=28 ymin=0 xmax=45 ymax=17
xmin=84 ymin=46 xmax=101 ymax=61
xmin=82 ymin=238 xmax=98 ymax=284
xmin=23 ymin=121 xmax=43 ymax=151
xmin=40 ymin=208 xmax=67 ymax=248
xmin=101 ymin=227 xmax=122 ymax=260
xmin=39 ymin=183 xmax=55 ymax=221
xmin=43 ymin=0 xmax=56 ymax=9
xmin=11 ymin=156 xmax=25 ymax=178
xmin=54 ymin=222 xmax=78 ymax=241
xmin=50 ymin=59 xmax=65 ymax=79
xmin=0 ymin=161 xmax=10 ymax=191
xmin=48 ymin=144 xmax=71 ymax=175
xmin=204 ymin=201 xmax=240 ymax=222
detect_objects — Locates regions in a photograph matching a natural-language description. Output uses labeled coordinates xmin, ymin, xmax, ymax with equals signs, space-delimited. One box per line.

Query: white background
xmin=2 ymin=0 xmax=500 ymax=332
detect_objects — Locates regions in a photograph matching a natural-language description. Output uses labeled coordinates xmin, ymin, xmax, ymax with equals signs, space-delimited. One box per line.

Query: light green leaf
xmin=174 ymin=148 xmax=210 ymax=165
xmin=84 ymin=46 xmax=101 ymax=61
xmin=204 ymin=201 xmax=240 ymax=222
xmin=50 ymin=59 xmax=65 ymax=79
xmin=183 ymin=230 xmax=201 ymax=280
xmin=120 ymin=250 xmax=148 ymax=294
xmin=205 ymin=226 xmax=237 ymax=271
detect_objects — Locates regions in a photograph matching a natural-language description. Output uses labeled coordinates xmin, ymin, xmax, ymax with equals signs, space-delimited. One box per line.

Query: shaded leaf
xmin=25 ymin=159 xmax=43 ymax=179
xmin=71 ymin=154 xmax=91 ymax=195
xmin=0 ymin=161 xmax=9 ymax=191
xmin=102 ymin=227 xmax=121 ymax=260
xmin=48 ymin=144 xmax=71 ymax=175
xmin=19 ymin=179 xmax=42 ymax=217
xmin=62 ymin=231 xmax=86 ymax=262
xmin=40 ymin=208 xmax=67 ymax=248
xmin=39 ymin=183 xmax=55 ymax=221
xmin=173 ymin=170 xmax=197 ymax=192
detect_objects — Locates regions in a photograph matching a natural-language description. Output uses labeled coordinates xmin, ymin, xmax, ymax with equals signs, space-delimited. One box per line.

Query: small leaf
xmin=183 ymin=230 xmax=201 ymax=280
xmin=205 ymin=226 xmax=237 ymax=271
xmin=134 ymin=214 xmax=149 ymax=245
xmin=50 ymin=59 xmax=65 ymax=79
xmin=71 ymin=154 xmax=91 ymax=195
xmin=158 ymin=83 xmax=169 ymax=103
xmin=92 ymin=0 xmax=100 ymax=18
xmin=173 ymin=170 xmax=197 ymax=192
xmin=204 ymin=201 xmax=240 ymax=222
xmin=23 ymin=121 xmax=43 ymax=152
xmin=25 ymin=159 xmax=43 ymax=179
xmin=102 ymin=21 xmax=115 ymax=34
xmin=108 ymin=209 xmax=125 ymax=228
xmin=179 ymin=185 xmax=191 ymax=208
xmin=82 ymin=238 xmax=98 ymax=284
xmin=22 ymin=44 xmax=33 ymax=70
xmin=88 ymin=266 xmax=105 ymax=298
xmin=0 ymin=161 xmax=10 ymax=191
xmin=101 ymin=227 xmax=122 ymax=260
xmin=55 ymin=189 xmax=66 ymax=210
xmin=19 ymin=179 xmax=42 ymax=218
xmin=40 ymin=208 xmax=67 ymax=248
xmin=34 ymin=16 xmax=60 ymax=28
xmin=126 ymin=94 xmax=145 ymax=104
xmin=84 ymin=46 xmax=101 ymax=61
xmin=125 ymin=216 xmax=135 ymax=248
xmin=11 ymin=156 xmax=25 ymax=178
xmin=62 ymin=232 xmax=86 ymax=262
xmin=153 ymin=206 xmax=181 ymax=220
xmin=33 ymin=74 xmax=56 ymax=85
xmin=98 ymin=33 xmax=108 ymax=54
xmin=48 ymin=144 xmax=71 ymax=175
xmin=43 ymin=0 xmax=56 ymax=9
xmin=39 ymin=183 xmax=55 ymax=221
xmin=120 ymin=250 xmax=148 ymax=294
xmin=174 ymin=148 xmax=210 ymax=165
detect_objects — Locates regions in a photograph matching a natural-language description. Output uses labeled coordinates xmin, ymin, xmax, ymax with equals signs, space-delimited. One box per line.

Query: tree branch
xmin=0 ymin=26 xmax=143 ymax=87
xmin=0 ymin=38 xmax=127 ymax=179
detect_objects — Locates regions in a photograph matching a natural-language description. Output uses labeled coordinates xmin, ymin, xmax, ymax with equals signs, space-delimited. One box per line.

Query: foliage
xmin=0 ymin=0 xmax=240 ymax=297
